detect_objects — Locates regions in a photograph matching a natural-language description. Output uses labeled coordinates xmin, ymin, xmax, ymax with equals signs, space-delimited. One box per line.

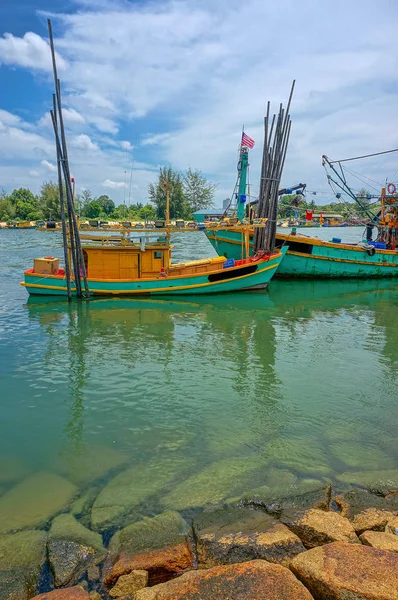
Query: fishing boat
xmin=205 ymin=147 xmax=398 ymax=278
xmin=21 ymin=227 xmax=286 ymax=297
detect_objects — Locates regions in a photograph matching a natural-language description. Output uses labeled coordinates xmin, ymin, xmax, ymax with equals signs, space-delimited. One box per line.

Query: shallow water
xmin=0 ymin=227 xmax=398 ymax=529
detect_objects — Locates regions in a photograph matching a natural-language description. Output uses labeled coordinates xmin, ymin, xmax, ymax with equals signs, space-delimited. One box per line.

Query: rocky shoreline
xmin=1 ymin=475 xmax=398 ymax=600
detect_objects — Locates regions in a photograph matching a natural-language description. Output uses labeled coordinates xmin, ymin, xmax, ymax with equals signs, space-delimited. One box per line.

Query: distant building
xmin=192 ymin=208 xmax=224 ymax=223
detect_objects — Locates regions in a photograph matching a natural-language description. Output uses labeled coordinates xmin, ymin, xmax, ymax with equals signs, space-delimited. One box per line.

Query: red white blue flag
xmin=241 ymin=132 xmax=255 ymax=149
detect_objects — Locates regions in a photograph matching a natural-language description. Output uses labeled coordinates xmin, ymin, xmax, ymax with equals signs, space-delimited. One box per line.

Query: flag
xmin=241 ymin=132 xmax=255 ymax=149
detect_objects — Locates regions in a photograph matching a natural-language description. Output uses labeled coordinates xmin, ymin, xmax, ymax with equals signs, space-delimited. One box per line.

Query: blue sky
xmin=1 ymin=0 xmax=398 ymax=206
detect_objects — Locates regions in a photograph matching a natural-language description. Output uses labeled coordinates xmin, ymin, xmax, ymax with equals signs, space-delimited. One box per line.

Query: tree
xmin=148 ymin=167 xmax=188 ymax=219
xmin=137 ymin=203 xmax=156 ymax=220
xmin=79 ymin=189 xmax=94 ymax=216
xmin=183 ymin=168 xmax=216 ymax=213
xmin=0 ymin=190 xmax=15 ymax=222
xmin=85 ymin=200 xmax=103 ymax=219
xmin=39 ymin=181 xmax=61 ymax=220
xmin=8 ymin=188 xmax=40 ymax=220
xmin=96 ymin=195 xmax=115 ymax=215
xmin=355 ymin=188 xmax=372 ymax=218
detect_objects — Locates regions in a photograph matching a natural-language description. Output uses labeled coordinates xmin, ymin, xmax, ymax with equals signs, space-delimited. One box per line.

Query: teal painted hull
xmin=23 ymin=250 xmax=286 ymax=297
xmin=205 ymin=230 xmax=398 ymax=278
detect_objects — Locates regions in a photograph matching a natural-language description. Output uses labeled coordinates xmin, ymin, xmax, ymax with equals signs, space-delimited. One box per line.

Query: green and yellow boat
xmin=21 ymin=228 xmax=287 ymax=297
xmin=204 ymin=146 xmax=398 ymax=278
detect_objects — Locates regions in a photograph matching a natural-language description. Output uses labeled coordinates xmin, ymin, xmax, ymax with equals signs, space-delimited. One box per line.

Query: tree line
xmin=0 ymin=167 xmax=217 ymax=223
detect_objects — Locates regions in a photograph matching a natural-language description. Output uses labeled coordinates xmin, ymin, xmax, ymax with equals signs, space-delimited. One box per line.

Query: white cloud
xmin=41 ymin=160 xmax=57 ymax=172
xmin=0 ymin=109 xmax=21 ymax=127
xmin=141 ymin=133 xmax=171 ymax=147
xmin=101 ymin=179 xmax=126 ymax=189
xmin=29 ymin=170 xmax=39 ymax=176
xmin=0 ymin=32 xmax=67 ymax=71
xmin=120 ymin=140 xmax=133 ymax=150
xmin=72 ymin=134 xmax=98 ymax=151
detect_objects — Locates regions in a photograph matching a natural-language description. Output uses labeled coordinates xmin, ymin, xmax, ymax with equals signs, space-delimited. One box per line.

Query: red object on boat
xmin=306 ymin=210 xmax=313 ymax=221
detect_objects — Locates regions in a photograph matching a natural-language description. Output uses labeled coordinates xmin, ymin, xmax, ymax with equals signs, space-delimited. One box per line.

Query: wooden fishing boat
xmin=206 ymin=227 xmax=398 ymax=277
xmin=204 ymin=145 xmax=398 ymax=278
xmin=21 ymin=229 xmax=287 ymax=297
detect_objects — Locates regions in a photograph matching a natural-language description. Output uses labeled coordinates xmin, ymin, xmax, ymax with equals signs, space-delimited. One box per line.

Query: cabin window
xmin=154 ymin=251 xmax=163 ymax=259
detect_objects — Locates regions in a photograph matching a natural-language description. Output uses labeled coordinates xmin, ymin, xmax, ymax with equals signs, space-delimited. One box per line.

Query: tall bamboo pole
xmin=52 ymin=94 xmax=71 ymax=301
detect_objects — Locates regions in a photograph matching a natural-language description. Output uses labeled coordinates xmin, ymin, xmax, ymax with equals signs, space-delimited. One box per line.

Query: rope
xmin=329 ymin=148 xmax=398 ymax=164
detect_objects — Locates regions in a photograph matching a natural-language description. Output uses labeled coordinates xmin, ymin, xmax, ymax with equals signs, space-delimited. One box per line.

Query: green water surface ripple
xmin=0 ymin=227 xmax=397 ymax=529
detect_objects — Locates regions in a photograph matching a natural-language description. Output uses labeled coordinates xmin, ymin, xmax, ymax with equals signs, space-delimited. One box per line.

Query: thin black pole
xmin=52 ymin=94 xmax=71 ymax=301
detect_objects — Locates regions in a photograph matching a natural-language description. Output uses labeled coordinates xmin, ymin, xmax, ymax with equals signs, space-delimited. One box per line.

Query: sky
xmin=1 ymin=0 xmax=398 ymax=207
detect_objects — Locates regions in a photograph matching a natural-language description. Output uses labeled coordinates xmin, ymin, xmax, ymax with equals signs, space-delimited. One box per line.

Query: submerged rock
xmin=0 ymin=530 xmax=47 ymax=600
xmin=281 ymin=508 xmax=359 ymax=548
xmin=0 ymin=456 xmax=30 ymax=485
xmin=263 ymin=438 xmax=332 ymax=476
xmin=161 ymin=456 xmax=266 ymax=511
xmin=193 ymin=506 xmax=305 ymax=567
xmin=330 ymin=442 xmax=395 ymax=470
xmin=336 ymin=469 xmax=398 ymax=494
xmin=105 ymin=511 xmax=193 ymax=587
xmin=48 ymin=514 xmax=106 ymax=587
xmin=54 ymin=444 xmax=127 ymax=485
xmin=109 ymin=570 xmax=148 ymax=597
xmin=50 ymin=513 xmax=105 ymax=553
xmin=135 ymin=560 xmax=314 ymax=600
xmin=0 ymin=472 xmax=77 ymax=533
xmin=91 ymin=456 xmax=193 ymax=531
xmin=291 ymin=541 xmax=398 ymax=600
xmin=237 ymin=480 xmax=328 ymax=511
xmin=70 ymin=488 xmax=99 ymax=522
xmin=31 ymin=586 xmax=90 ymax=600
xmin=360 ymin=530 xmax=398 ymax=553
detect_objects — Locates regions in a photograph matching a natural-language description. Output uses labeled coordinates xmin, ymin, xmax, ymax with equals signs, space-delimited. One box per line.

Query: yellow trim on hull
xmin=21 ymin=262 xmax=278 ymax=294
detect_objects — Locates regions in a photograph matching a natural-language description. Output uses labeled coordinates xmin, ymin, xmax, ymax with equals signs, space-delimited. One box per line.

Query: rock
xmin=135 ymin=560 xmax=314 ymax=599
xmin=49 ymin=514 xmax=106 ymax=587
xmin=48 ymin=540 xmax=98 ymax=587
xmin=264 ymin=437 xmax=332 ymax=476
xmin=360 ymin=530 xmax=398 ymax=552
xmin=386 ymin=515 xmax=398 ymax=535
xmin=239 ymin=483 xmax=330 ymax=514
xmin=0 ymin=471 xmax=77 ymax=533
xmin=334 ymin=489 xmax=398 ymax=534
xmin=290 ymin=541 xmax=398 ymax=600
xmin=282 ymin=508 xmax=359 ymax=548
xmin=50 ymin=513 xmax=105 ymax=554
xmin=330 ymin=442 xmax=395 ymax=470
xmin=92 ymin=456 xmax=193 ymax=531
xmin=31 ymin=587 xmax=90 ymax=600
xmin=336 ymin=469 xmax=398 ymax=494
xmin=88 ymin=593 xmax=101 ymax=600
xmin=109 ymin=570 xmax=148 ymax=597
xmin=87 ymin=564 xmax=100 ymax=582
xmin=54 ymin=444 xmax=127 ymax=485
xmin=134 ymin=591 xmax=158 ymax=600
xmin=193 ymin=506 xmax=305 ymax=567
xmin=71 ymin=488 xmax=99 ymax=521
xmin=162 ymin=456 xmax=266 ymax=511
xmin=105 ymin=511 xmax=193 ymax=586
xmin=0 ymin=456 xmax=30 ymax=484
xmin=0 ymin=530 xmax=47 ymax=600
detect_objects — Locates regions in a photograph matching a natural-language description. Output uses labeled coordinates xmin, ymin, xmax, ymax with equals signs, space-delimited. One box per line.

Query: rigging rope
xmin=329 ymin=148 xmax=398 ymax=164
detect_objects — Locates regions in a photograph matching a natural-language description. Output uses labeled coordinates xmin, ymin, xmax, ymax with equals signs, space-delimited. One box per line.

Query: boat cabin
xmin=76 ymin=236 xmax=171 ymax=280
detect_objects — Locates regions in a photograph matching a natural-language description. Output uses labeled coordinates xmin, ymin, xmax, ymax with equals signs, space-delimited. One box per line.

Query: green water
xmin=1 ymin=228 xmax=398 ymax=530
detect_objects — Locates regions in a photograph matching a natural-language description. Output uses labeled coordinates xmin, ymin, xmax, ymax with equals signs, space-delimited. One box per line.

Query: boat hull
xmin=205 ymin=230 xmax=398 ymax=278
xmin=22 ymin=249 xmax=286 ymax=297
